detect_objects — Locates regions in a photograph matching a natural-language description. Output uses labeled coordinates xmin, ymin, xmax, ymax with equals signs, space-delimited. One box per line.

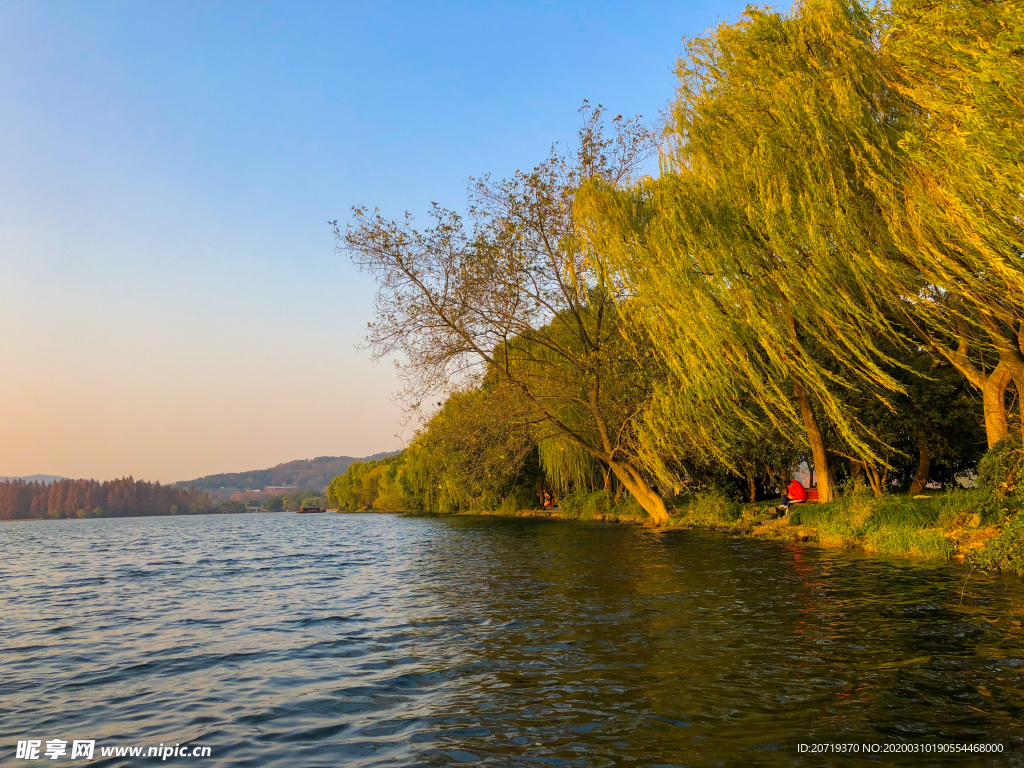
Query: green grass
xmin=858 ymin=494 xmax=957 ymax=559
xmin=862 ymin=526 xmax=956 ymax=559
xmin=673 ymin=492 xmax=742 ymax=527
xmin=558 ymin=489 xmax=648 ymax=522
xmin=766 ymin=488 xmax=981 ymax=559
xmin=869 ymin=494 xmax=942 ymax=527
xmin=786 ymin=488 xmax=875 ymax=546
xmin=936 ymin=488 xmax=990 ymax=529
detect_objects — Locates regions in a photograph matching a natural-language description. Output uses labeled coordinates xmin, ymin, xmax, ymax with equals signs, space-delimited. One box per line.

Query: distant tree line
xmin=331 ymin=0 xmax=1022 ymax=522
xmin=0 ymin=477 xmax=246 ymax=520
xmin=262 ymin=489 xmax=329 ymax=512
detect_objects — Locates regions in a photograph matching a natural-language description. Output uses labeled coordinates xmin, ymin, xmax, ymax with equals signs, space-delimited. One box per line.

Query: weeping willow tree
xmin=335 ymin=0 xmax=1017 ymax=511
xmin=327 ymin=384 xmax=541 ymax=513
xmin=403 ymin=384 xmax=540 ymax=513
xmin=538 ymin=438 xmax=602 ymax=494
xmin=876 ymin=0 xmax=1024 ymax=445
xmin=340 ymin=107 xmax=674 ymax=523
xmin=633 ymin=372 xmax=804 ymax=502
xmin=582 ymin=0 xmax=915 ymax=502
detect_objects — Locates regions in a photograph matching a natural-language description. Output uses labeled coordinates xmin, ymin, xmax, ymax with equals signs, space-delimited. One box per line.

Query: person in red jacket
xmin=777 ymin=478 xmax=807 ymax=515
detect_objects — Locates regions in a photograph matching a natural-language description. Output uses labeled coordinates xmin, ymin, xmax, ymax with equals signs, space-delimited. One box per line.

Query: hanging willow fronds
xmin=538 ymin=437 xmax=600 ymax=493
xmin=581 ymin=0 xmax=911 ymax=473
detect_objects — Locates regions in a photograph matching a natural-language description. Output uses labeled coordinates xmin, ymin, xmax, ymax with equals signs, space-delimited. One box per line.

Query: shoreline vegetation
xmin=330 ymin=456 xmax=1024 ymax=575
xmin=329 ymin=0 xmax=1024 ymax=577
xmin=451 ymin=490 xmax=1010 ymax=571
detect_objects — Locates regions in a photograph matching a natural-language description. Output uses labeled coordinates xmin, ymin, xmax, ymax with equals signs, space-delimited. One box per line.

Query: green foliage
xmin=578 ymin=0 xmax=1021 ymax=507
xmin=329 ymin=380 xmax=548 ymax=514
xmin=278 ymin=489 xmax=324 ymax=511
xmin=977 ymin=436 xmax=1024 ymax=498
xmin=582 ymin=0 xmax=912 ymax=474
xmin=936 ymin=489 xmax=990 ymax=529
xmin=560 ymin=489 xmax=612 ymax=520
xmin=881 ymin=0 xmax=1024 ymax=354
xmin=71 ymin=507 xmax=111 ymax=519
xmin=538 ymin=439 xmax=600 ymax=495
xmin=327 ymin=460 xmax=386 ymax=511
xmin=322 ymin=0 xmax=1019 ymax=549
xmin=341 ymin=105 xmax=674 ymax=523
xmin=970 ymin=514 xmax=1024 ymax=577
xmin=496 ymin=488 xmax=540 ymax=516
xmin=830 ymin=335 xmax=986 ymax=492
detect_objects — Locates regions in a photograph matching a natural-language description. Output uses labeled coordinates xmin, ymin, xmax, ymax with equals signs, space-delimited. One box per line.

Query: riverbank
xmin=459 ymin=487 xmax=1024 ymax=574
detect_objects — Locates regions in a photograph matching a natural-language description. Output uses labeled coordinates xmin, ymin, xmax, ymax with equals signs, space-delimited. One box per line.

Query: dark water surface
xmin=3 ymin=513 xmax=1024 ymax=766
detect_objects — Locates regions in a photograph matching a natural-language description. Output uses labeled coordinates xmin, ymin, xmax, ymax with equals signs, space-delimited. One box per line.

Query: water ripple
xmin=2 ymin=514 xmax=1024 ymax=765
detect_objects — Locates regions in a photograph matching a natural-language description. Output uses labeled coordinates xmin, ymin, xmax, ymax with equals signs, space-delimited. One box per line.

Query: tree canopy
xmin=330 ymin=0 xmax=1020 ymax=520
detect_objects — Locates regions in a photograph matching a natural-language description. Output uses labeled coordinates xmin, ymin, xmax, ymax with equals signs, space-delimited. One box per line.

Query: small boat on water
xmin=296 ymin=506 xmax=327 ymax=514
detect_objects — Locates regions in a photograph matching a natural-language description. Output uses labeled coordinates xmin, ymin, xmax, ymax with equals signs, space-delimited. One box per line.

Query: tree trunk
xmin=608 ymin=461 xmax=669 ymax=524
xmin=864 ymin=464 xmax=887 ymax=497
xmin=934 ymin=333 xmax=1012 ymax=449
xmin=603 ymin=467 xmax=612 ymax=493
xmin=908 ymin=445 xmax=930 ymax=495
xmin=982 ymin=366 xmax=1013 ymax=448
xmin=793 ymin=376 xmax=836 ymax=502
xmin=745 ymin=467 xmax=757 ymax=503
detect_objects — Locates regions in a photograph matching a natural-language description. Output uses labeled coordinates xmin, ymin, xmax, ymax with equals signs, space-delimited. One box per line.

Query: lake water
xmin=2 ymin=513 xmax=1024 ymax=766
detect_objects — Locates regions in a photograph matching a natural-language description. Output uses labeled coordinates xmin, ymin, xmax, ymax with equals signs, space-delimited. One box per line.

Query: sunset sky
xmin=0 ymin=0 xmax=749 ymax=483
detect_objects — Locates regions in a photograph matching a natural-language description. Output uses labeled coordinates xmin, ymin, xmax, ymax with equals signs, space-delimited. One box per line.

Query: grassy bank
xmin=461 ymin=487 xmax=1024 ymax=576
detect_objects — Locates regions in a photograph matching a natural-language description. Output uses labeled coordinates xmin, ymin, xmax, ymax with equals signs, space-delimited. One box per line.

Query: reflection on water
xmin=2 ymin=513 xmax=1023 ymax=766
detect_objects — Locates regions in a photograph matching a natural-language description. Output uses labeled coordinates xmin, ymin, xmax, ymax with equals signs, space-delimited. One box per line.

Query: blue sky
xmin=0 ymin=0 xmax=751 ymax=481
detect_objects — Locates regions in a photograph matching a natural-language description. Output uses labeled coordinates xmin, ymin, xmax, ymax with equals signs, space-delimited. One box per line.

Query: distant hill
xmin=176 ymin=452 xmax=399 ymax=492
xmin=0 ymin=474 xmax=65 ymax=483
